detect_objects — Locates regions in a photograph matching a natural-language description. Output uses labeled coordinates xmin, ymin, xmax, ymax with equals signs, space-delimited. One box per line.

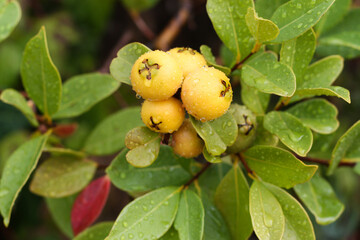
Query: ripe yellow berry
xmin=171 ymin=119 xmax=204 ymax=158
xmin=168 ymin=47 xmax=207 ymax=78
xmin=181 ymin=66 xmax=232 ymax=121
xmin=141 ymin=97 xmax=185 ymax=133
xmin=131 ymin=50 xmax=183 ymax=101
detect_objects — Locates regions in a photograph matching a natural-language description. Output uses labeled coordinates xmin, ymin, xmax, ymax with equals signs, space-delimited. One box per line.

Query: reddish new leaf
xmin=71 ymin=176 xmax=111 ymax=235
xmin=53 ymin=123 xmax=78 ymax=138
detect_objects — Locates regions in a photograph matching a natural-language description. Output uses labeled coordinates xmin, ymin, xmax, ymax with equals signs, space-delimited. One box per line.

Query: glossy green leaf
xmin=254 ymin=116 xmax=279 ymax=146
xmin=240 ymin=80 xmax=270 ymax=115
xmin=120 ymin=0 xmax=160 ymax=12
xmin=241 ymin=52 xmax=296 ymax=97
xmin=317 ymin=9 xmax=360 ymax=59
xmin=0 ymin=133 xmax=49 ymax=226
xmin=315 ymin=0 xmax=351 ymax=36
xmin=110 ymin=42 xmax=151 ymax=85
xmin=295 ymin=55 xmax=350 ymax=103
xmin=189 ymin=112 xmax=237 ymax=156
xmin=344 ymin=137 xmax=360 ymax=163
xmin=0 ymin=89 xmax=38 ymax=126
xmin=214 ymin=164 xmax=252 ymax=240
xmin=30 ymin=157 xmax=97 ymax=198
xmin=265 ymin=183 xmax=315 ymax=240
xmin=244 ymin=146 xmax=317 ymax=188
xmin=280 ymin=29 xmax=316 ymax=80
xmin=105 ymin=187 xmax=181 ymax=240
xmin=206 ymin=0 xmax=255 ymax=62
xmin=199 ymin=45 xmax=231 ymax=75
xmin=255 ymin=0 xmax=288 ymax=19
xmin=287 ymin=99 xmax=339 ymax=134
xmin=354 ymin=163 xmax=360 ymax=175
xmin=201 ymin=194 xmax=231 ymax=240
xmin=0 ymin=0 xmax=21 ymax=42
xmin=250 ymin=180 xmax=284 ymax=240
xmin=220 ymin=45 xmax=236 ymax=68
xmin=294 ymin=174 xmax=344 ymax=225
xmin=106 ymin=146 xmax=192 ymax=192
xmin=270 ymin=0 xmax=335 ymax=42
xmin=74 ymin=222 xmax=114 ymax=240
xmin=21 ymin=27 xmax=62 ymax=117
xmin=328 ymin=120 xmax=360 ymax=175
xmin=45 ymin=195 xmax=76 ymax=238
xmin=264 ymin=111 xmax=313 ymax=156
xmin=53 ymin=73 xmax=120 ymax=119
xmin=174 ymin=189 xmax=204 ymax=240
xmin=245 ymin=7 xmax=279 ymax=43
xmin=125 ymin=127 xmax=161 ymax=168
xmin=159 ymin=227 xmax=180 ymax=240
xmin=84 ymin=107 xmax=143 ymax=155
xmin=202 ymin=148 xmax=221 ymax=163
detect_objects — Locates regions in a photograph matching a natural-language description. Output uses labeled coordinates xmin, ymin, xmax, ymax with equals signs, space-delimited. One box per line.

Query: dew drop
xmin=122 ymin=221 xmax=128 ymax=228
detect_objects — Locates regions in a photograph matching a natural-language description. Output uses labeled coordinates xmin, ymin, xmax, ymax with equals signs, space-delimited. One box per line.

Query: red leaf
xmin=71 ymin=176 xmax=111 ymax=235
xmin=53 ymin=123 xmax=78 ymax=138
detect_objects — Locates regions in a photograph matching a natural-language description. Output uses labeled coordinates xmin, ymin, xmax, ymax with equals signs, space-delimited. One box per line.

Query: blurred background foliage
xmin=0 ymin=0 xmax=360 ymax=239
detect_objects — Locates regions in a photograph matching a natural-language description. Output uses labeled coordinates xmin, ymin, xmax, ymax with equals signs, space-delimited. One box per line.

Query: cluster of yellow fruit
xmin=130 ymin=47 xmax=233 ymax=158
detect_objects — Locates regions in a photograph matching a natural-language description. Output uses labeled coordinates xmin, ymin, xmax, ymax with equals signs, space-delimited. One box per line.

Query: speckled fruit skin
xmin=171 ymin=119 xmax=204 ymax=158
xmin=141 ymin=97 xmax=185 ymax=133
xmin=131 ymin=50 xmax=183 ymax=101
xmin=168 ymin=47 xmax=207 ymax=78
xmin=227 ymin=104 xmax=257 ymax=153
xmin=181 ymin=66 xmax=233 ymax=121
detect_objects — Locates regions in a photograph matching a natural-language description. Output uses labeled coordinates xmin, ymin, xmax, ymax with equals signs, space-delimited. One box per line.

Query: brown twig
xmin=154 ymin=0 xmax=192 ymax=50
xmin=238 ymin=153 xmax=254 ymax=174
xmin=296 ymin=155 xmax=356 ymax=167
xmin=184 ymin=162 xmax=211 ymax=187
xmin=231 ymin=52 xmax=254 ymax=72
xmin=129 ymin=10 xmax=155 ymax=40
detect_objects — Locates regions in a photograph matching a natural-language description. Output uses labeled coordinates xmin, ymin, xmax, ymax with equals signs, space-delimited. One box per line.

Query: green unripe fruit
xmin=181 ymin=66 xmax=233 ymax=121
xmin=227 ymin=104 xmax=257 ymax=153
xmin=171 ymin=119 xmax=204 ymax=158
xmin=141 ymin=97 xmax=185 ymax=133
xmin=131 ymin=50 xmax=183 ymax=101
xmin=168 ymin=47 xmax=207 ymax=78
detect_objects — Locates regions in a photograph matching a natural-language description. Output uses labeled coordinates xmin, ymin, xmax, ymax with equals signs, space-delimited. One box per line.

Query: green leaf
xmin=214 ymin=164 xmax=252 ymax=240
xmin=245 ymin=7 xmax=279 ymax=43
xmin=315 ymin=0 xmax=351 ymax=36
xmin=220 ymin=45 xmax=236 ymax=68
xmin=317 ymin=9 xmax=360 ymax=59
xmin=206 ymin=0 xmax=255 ymax=62
xmin=354 ymin=163 xmax=360 ymax=175
xmin=254 ymin=116 xmax=279 ymax=146
xmin=270 ymin=0 xmax=335 ymax=42
xmin=287 ymin=99 xmax=339 ymax=134
xmin=328 ymin=120 xmax=360 ymax=175
xmin=264 ymin=111 xmax=313 ymax=156
xmin=189 ymin=112 xmax=237 ymax=156
xmin=74 ymin=222 xmax=114 ymax=240
xmin=255 ymin=0 xmax=288 ymax=19
xmin=0 ymin=89 xmax=38 ymax=126
xmin=53 ymin=73 xmax=120 ymax=119
xmin=29 ymin=157 xmax=97 ymax=198
xmin=201 ymin=194 xmax=231 ymax=240
xmin=280 ymin=29 xmax=316 ymax=80
xmin=0 ymin=133 xmax=49 ymax=226
xmin=244 ymin=146 xmax=317 ymax=188
xmin=241 ymin=52 xmax=296 ymax=97
xmin=294 ymin=174 xmax=344 ymax=225
xmin=45 ymin=195 xmax=76 ymax=238
xmin=249 ymin=180 xmax=285 ymax=240
xmin=84 ymin=107 xmax=143 ymax=155
xmin=240 ymin=80 xmax=270 ymax=115
xmin=295 ymin=55 xmax=350 ymax=103
xmin=109 ymin=42 xmax=151 ymax=85
xmin=105 ymin=187 xmax=181 ymax=240
xmin=106 ymin=146 xmax=192 ymax=192
xmin=120 ymin=0 xmax=160 ymax=12
xmin=264 ymin=183 xmax=315 ymax=240
xmin=199 ymin=45 xmax=231 ymax=75
xmin=125 ymin=127 xmax=161 ymax=168
xmin=202 ymin=148 xmax=221 ymax=163
xmin=0 ymin=0 xmax=21 ymax=42
xmin=21 ymin=26 xmax=62 ymax=117
xmin=174 ymin=189 xmax=204 ymax=240
xmin=159 ymin=227 xmax=180 ymax=240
